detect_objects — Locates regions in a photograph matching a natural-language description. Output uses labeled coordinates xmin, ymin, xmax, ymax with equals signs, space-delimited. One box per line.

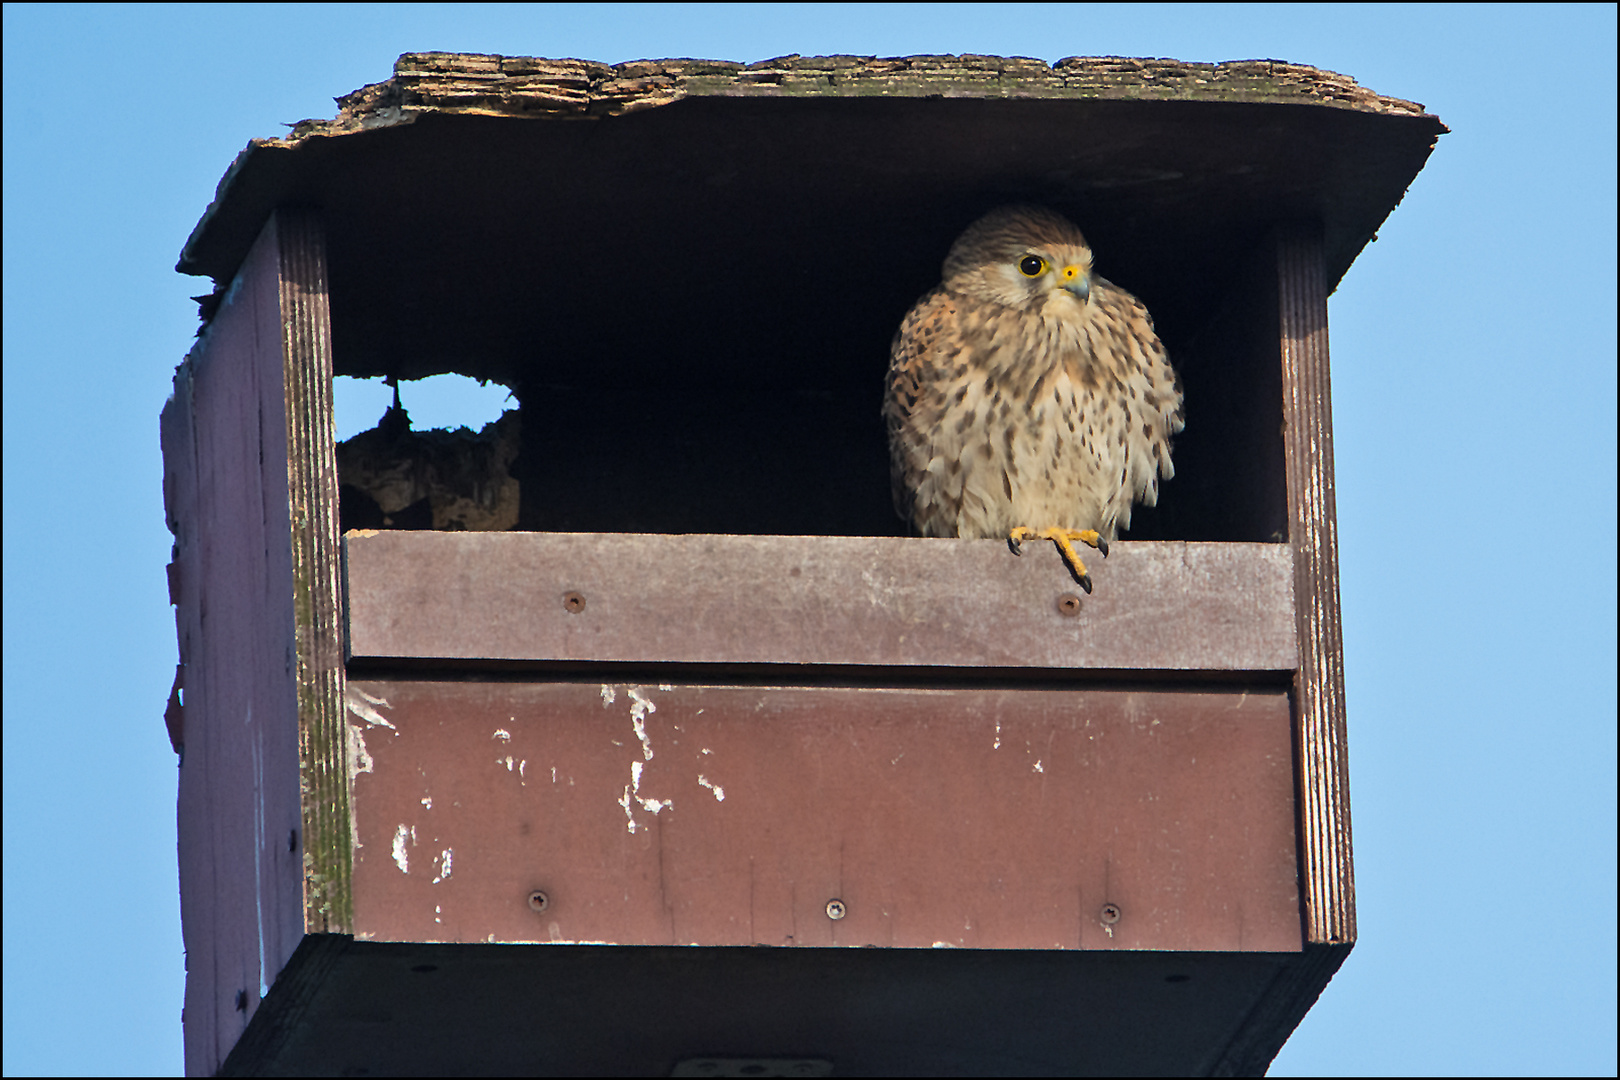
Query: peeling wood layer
xmin=299 ymin=52 xmax=1432 ymax=138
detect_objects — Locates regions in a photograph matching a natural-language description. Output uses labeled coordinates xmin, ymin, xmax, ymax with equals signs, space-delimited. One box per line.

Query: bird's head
xmin=942 ymin=205 xmax=1095 ymax=311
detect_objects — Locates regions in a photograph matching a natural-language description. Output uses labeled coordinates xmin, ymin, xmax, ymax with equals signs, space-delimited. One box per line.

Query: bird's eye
xmin=1018 ymin=255 xmax=1048 ymax=278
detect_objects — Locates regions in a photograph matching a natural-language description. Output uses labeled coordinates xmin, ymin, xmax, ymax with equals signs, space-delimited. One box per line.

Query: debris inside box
xmin=338 ymin=405 xmax=519 ymax=532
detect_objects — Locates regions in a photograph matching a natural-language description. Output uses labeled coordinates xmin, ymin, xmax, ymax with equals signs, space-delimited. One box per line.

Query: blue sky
xmin=4 ymin=5 xmax=1615 ymax=1075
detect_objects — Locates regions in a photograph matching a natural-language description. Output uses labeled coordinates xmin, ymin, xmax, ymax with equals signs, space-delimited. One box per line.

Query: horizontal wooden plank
xmin=344 ymin=532 xmax=1295 ymax=671
xmin=348 ymin=680 xmax=1301 ymax=952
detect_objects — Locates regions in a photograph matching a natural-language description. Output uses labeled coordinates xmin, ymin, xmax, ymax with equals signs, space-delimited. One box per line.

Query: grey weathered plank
xmin=344 ymin=532 xmax=1295 ymax=671
xmin=274 ymin=211 xmax=351 ymax=937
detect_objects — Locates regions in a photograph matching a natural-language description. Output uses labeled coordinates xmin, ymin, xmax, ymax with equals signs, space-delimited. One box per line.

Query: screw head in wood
xmin=825 ymin=898 xmax=846 ymax=920
xmin=562 ymin=591 xmax=586 ymax=613
xmin=528 ymin=889 xmax=550 ymax=912
xmin=1056 ymin=593 xmax=1082 ymax=616
xmin=1100 ymin=903 xmax=1121 ymax=925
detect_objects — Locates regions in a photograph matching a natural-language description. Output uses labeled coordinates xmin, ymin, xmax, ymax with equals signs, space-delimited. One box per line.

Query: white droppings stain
xmin=348 ymin=724 xmax=375 ymax=776
xmin=434 ymin=904 xmax=442 ymax=925
xmin=492 ymin=728 xmax=512 ymax=742
xmin=500 ymin=755 xmax=515 ymax=771
xmin=698 ymin=775 xmax=725 ymax=802
xmin=600 ymin=685 xmax=616 ymax=707
xmin=519 ymin=760 xmax=527 ymax=779
xmin=700 ymin=748 xmax=713 ymax=755
xmin=391 ymin=825 xmax=412 ymax=873
xmin=890 ymin=752 xmax=905 ymax=765
xmin=1102 ymin=922 xmax=1115 ymax=939
xmin=551 ymin=766 xmax=558 ymax=784
xmin=432 ymin=848 xmax=453 ymax=884
xmin=931 ymin=941 xmax=957 ymax=948
xmin=615 ymin=690 xmax=673 ymax=830
xmin=619 ymin=785 xmax=638 ymax=833
xmin=345 ymin=686 xmax=397 ymax=731
xmin=628 ymin=687 xmax=656 ymax=760
xmin=993 ymin=720 xmax=1002 ymax=750
xmin=658 ymin=684 xmax=674 ymax=692
xmin=1032 ymin=760 xmax=1044 ymax=773
xmin=619 ymin=758 xmax=673 ymax=828
xmin=420 ymin=796 xmax=432 ymax=809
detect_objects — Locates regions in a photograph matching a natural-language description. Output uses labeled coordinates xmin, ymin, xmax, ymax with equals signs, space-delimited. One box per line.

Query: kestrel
xmin=883 ymin=206 xmax=1183 ymax=592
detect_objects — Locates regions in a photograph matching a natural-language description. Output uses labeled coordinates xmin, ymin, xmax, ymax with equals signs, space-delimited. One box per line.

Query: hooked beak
xmin=1060 ymin=263 xmax=1091 ymax=301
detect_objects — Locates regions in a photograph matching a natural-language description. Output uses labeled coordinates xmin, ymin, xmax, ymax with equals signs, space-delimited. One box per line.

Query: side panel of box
xmin=165 ymin=219 xmax=307 ymax=1075
xmin=164 ymin=211 xmax=347 ymax=1076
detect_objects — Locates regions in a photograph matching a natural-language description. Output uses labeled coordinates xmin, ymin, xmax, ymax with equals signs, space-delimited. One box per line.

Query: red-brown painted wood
xmin=346 ymin=680 xmax=1301 ymax=953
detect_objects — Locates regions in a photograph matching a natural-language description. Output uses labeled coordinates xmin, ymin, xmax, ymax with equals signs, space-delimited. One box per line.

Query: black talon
xmin=1096 ymin=537 xmax=1109 ymax=557
xmin=1077 ymin=573 xmax=1094 ymax=594
xmin=1008 ymin=537 xmax=1024 ymax=556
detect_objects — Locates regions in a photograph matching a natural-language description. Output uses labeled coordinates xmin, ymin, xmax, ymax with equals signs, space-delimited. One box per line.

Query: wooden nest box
xmin=162 ymin=52 xmax=1443 ymax=1076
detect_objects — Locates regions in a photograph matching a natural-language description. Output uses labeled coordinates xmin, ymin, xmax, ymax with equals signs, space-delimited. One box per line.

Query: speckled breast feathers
xmin=883 ymin=206 xmax=1184 ymax=542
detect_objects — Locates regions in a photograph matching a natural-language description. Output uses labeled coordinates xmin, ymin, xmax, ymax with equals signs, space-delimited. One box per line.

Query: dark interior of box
xmin=196 ymin=95 xmax=1435 ymax=543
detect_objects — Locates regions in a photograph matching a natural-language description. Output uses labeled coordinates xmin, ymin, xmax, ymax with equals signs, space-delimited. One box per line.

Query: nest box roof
xmin=178 ymin=52 xmax=1445 ymax=383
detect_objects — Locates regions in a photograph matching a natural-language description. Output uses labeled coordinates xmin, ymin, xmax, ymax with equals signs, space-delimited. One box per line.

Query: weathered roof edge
xmin=180 ymin=52 xmax=1439 ymax=277
xmin=307 ymin=51 xmax=1434 ymax=138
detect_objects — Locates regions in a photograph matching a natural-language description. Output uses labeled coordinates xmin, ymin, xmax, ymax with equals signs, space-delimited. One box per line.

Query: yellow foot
xmin=1008 ymin=526 xmax=1109 ymax=593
